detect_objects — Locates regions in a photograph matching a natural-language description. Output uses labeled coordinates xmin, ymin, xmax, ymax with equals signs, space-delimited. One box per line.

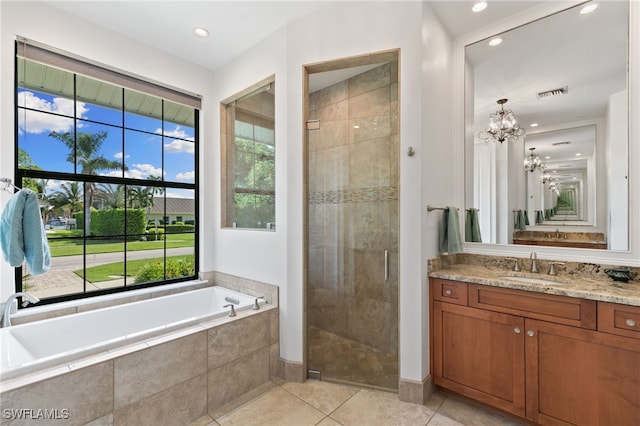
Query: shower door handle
xmin=384 ymin=249 xmax=389 ymax=282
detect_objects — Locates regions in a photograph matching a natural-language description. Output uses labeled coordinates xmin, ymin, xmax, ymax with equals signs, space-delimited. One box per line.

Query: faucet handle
xmin=253 ymin=296 xmax=265 ymax=310
xmin=223 ymin=304 xmax=237 ymax=317
xmin=507 ymin=257 xmax=521 ymax=272
xmin=548 ymin=262 xmax=566 ymax=276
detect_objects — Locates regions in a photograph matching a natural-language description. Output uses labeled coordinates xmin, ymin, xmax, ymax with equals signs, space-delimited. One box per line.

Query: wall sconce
xmin=478 ymin=98 xmax=525 ymax=143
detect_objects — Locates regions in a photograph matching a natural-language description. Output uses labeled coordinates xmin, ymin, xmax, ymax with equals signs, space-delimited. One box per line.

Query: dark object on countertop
xmin=605 ymin=268 xmax=633 ymax=283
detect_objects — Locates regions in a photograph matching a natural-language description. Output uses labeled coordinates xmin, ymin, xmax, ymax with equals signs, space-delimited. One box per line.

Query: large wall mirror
xmin=464 ymin=1 xmax=630 ymax=252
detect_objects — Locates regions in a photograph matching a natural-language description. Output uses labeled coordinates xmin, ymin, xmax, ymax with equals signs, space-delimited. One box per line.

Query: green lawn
xmin=47 ymin=232 xmax=195 ymax=257
xmin=78 ymin=255 xmax=194 ymax=283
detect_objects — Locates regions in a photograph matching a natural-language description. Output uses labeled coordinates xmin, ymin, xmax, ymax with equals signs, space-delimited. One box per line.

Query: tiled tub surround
xmin=1 ymin=286 xmax=266 ymax=381
xmin=429 ymin=253 xmax=640 ymax=306
xmin=0 ymin=282 xmax=279 ymax=426
xmin=307 ymin=60 xmax=399 ymax=389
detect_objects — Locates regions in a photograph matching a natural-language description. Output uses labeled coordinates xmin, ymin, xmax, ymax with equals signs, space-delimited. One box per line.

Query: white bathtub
xmin=0 ymin=286 xmax=264 ymax=381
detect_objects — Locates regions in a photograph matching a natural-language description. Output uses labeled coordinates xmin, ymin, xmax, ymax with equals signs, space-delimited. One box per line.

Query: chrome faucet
xmin=530 ymin=252 xmax=539 ymax=273
xmin=2 ymin=292 xmax=39 ymax=327
xmin=555 ymin=228 xmax=560 ymax=239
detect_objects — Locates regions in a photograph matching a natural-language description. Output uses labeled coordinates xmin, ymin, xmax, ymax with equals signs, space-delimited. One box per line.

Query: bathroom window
xmin=14 ymin=39 xmax=199 ymax=304
xmin=221 ymin=79 xmax=275 ymax=230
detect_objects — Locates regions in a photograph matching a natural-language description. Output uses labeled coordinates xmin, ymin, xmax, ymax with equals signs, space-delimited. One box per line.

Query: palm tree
xmin=49 ymin=131 xmax=123 ymax=234
xmin=93 ymin=183 xmax=125 ymax=209
xmin=50 ymin=181 xmax=83 ymax=218
xmin=145 ymin=175 xmax=164 ymax=224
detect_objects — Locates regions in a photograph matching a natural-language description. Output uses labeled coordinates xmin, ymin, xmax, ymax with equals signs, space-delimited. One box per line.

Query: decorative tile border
xmin=309 ymin=186 xmax=398 ymax=205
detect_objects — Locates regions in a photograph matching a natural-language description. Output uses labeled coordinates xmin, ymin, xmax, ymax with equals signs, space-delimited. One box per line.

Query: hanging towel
xmin=524 ymin=210 xmax=530 ymax=226
xmin=514 ymin=210 xmax=526 ymax=231
xmin=465 ymin=208 xmax=482 ymax=243
xmin=439 ymin=207 xmax=463 ymax=254
xmin=535 ymin=210 xmax=544 ymax=224
xmin=0 ymin=188 xmax=51 ymax=275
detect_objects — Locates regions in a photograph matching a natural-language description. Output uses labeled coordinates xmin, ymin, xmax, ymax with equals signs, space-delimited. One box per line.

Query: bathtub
xmin=0 ymin=286 xmax=265 ymax=382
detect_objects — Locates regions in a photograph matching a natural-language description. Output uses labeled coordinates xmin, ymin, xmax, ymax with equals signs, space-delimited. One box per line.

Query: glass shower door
xmin=306 ymin=58 xmax=399 ymax=390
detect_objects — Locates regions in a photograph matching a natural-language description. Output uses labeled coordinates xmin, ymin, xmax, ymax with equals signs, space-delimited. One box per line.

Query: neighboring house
xmin=147 ymin=197 xmax=195 ymax=225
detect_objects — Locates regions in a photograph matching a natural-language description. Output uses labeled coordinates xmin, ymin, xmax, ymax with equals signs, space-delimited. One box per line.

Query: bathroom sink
xmin=497 ymin=276 xmax=565 ymax=286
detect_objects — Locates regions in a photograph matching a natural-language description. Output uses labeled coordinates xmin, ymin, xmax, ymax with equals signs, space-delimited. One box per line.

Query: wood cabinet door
xmin=525 ymin=319 xmax=640 ymax=426
xmin=433 ymin=301 xmax=525 ymax=417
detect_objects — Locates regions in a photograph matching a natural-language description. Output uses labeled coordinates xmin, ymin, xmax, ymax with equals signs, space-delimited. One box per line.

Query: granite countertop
xmin=428 ymin=254 xmax=640 ymax=307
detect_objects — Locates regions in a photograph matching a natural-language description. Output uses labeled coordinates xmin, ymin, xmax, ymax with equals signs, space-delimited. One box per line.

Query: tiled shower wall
xmin=307 ymin=61 xmax=399 ymax=354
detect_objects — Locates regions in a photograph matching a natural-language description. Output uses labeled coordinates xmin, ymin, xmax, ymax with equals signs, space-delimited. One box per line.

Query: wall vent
xmin=537 ymin=86 xmax=568 ymax=99
xmin=551 ymin=141 xmax=571 ymax=146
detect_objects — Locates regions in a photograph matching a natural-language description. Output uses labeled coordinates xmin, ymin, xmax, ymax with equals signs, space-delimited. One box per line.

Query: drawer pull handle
xmin=626 ymin=319 xmax=637 ymax=327
xmin=527 ymin=330 xmax=535 ymax=337
xmin=514 ymin=327 xmax=521 ymax=334
xmin=445 ymin=289 xmax=452 ymax=296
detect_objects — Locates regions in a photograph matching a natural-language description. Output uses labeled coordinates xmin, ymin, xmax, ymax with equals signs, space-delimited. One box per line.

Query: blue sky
xmin=17 ymin=88 xmax=195 ymax=198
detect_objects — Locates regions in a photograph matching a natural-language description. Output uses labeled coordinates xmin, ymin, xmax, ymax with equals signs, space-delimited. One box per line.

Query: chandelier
xmin=539 ymin=165 xmax=552 ymax=183
xmin=478 ymin=98 xmax=525 ymax=143
xmin=524 ymin=147 xmax=542 ymax=172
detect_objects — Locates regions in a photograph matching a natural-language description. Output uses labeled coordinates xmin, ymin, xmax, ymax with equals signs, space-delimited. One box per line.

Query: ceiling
xmin=43 ymin=1 xmax=548 ymax=73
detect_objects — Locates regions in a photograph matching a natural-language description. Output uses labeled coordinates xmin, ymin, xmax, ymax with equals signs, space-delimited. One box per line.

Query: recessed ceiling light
xmin=545 ymin=156 xmax=551 ymax=159
xmin=193 ymin=27 xmax=209 ymax=38
xmin=472 ymin=2 xmax=487 ymax=13
xmin=530 ymin=123 xmax=539 ymax=127
xmin=575 ymin=153 xmax=582 ymax=156
xmin=580 ymin=3 xmax=598 ymax=14
xmin=353 ymin=125 xmax=360 ymax=129
xmin=489 ymin=37 xmax=502 ymax=47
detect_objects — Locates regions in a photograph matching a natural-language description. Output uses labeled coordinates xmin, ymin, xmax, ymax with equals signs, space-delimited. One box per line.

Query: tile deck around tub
xmin=191 ymin=378 xmax=525 ymax=426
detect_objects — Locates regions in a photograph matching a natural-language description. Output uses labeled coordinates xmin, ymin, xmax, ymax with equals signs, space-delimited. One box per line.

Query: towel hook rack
xmin=1 ymin=177 xmax=21 ymax=192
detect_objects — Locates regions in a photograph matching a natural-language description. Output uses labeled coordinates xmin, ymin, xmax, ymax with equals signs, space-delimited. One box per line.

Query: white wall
xmin=0 ymin=1 xmax=213 ymax=299
xmin=210 ymin=0 xmax=445 ymax=382
xmin=1 ymin=0 xmax=455 ymax=386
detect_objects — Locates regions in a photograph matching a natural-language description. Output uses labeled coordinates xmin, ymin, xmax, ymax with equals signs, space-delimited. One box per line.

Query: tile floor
xmin=191 ymin=378 xmax=525 ymax=426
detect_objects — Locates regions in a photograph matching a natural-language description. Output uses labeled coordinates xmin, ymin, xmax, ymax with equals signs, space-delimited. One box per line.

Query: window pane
xmin=124 ymin=89 xmax=162 ymax=132
xmin=124 ymin=130 xmax=163 ymax=180
xmin=85 ymin=238 xmax=126 ymax=291
xmin=18 ymin=114 xmax=74 ymax=173
xmin=163 ymin=121 xmax=195 ymax=183
xmin=17 ymin=59 xmax=74 ymax=108
xmin=76 ymin=75 xmax=123 ymax=126
xmin=222 ymin=82 xmax=275 ymax=229
xmin=74 ymin=121 xmax=125 ymax=177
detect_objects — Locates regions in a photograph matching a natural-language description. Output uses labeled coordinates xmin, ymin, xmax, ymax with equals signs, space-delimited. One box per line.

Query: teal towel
xmin=465 ymin=208 xmax=482 ymax=243
xmin=524 ymin=210 xmax=530 ymax=226
xmin=535 ymin=210 xmax=544 ymax=224
xmin=439 ymin=207 xmax=463 ymax=254
xmin=514 ymin=210 xmax=526 ymax=231
xmin=0 ymin=189 xmax=51 ymax=275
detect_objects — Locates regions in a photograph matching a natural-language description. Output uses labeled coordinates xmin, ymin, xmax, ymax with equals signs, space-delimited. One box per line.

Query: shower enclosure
xmin=305 ymin=52 xmax=399 ymax=390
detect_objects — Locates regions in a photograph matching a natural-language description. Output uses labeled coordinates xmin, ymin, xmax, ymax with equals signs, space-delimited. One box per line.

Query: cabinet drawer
xmin=598 ymin=302 xmax=640 ymax=339
xmin=431 ymin=279 xmax=468 ymax=305
xmin=468 ymin=284 xmax=596 ymax=329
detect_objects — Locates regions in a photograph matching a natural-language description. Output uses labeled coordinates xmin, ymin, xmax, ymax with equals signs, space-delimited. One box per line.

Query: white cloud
xmin=156 ymin=125 xmax=195 ymax=154
xmin=18 ymin=91 xmax=88 ymax=134
xmin=164 ymin=139 xmax=194 ymax=154
xmin=100 ymin=163 xmax=163 ymax=179
xmin=114 ymin=152 xmax=130 ymax=159
xmin=176 ymin=171 xmax=195 ymax=181
xmin=132 ymin=163 xmax=163 ymax=177
xmin=155 ymin=125 xmax=194 ymax=141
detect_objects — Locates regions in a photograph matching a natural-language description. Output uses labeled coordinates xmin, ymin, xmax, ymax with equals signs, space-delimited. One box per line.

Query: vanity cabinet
xmin=430 ymin=278 xmax=640 ymax=425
